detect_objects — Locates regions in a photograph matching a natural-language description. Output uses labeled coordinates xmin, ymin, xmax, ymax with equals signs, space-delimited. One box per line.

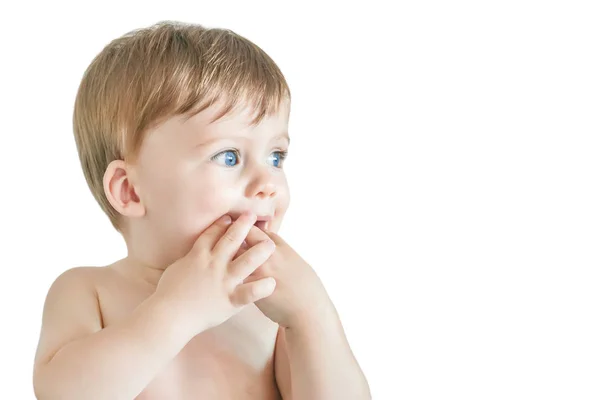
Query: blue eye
xmin=212 ymin=149 xmax=239 ymax=167
xmin=211 ymin=149 xmax=288 ymax=169
xmin=269 ymin=151 xmax=288 ymax=168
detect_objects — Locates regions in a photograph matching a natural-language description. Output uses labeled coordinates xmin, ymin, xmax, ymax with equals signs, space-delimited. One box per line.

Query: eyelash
xmin=210 ymin=149 xmax=289 ymax=168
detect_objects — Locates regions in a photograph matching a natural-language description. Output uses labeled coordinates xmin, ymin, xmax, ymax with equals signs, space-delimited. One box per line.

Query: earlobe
xmin=103 ymin=160 xmax=146 ymax=218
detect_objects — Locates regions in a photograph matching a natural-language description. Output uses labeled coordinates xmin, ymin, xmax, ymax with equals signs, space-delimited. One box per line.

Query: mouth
xmin=229 ymin=212 xmax=273 ymax=232
xmin=254 ymin=220 xmax=269 ymax=231
xmin=240 ymin=220 xmax=269 ymax=249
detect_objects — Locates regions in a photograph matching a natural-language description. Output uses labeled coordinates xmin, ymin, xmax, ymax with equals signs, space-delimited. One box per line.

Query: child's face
xmin=131 ymin=99 xmax=291 ymax=250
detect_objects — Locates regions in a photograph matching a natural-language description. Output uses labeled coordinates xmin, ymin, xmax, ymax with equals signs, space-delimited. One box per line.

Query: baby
xmin=32 ymin=21 xmax=370 ymax=400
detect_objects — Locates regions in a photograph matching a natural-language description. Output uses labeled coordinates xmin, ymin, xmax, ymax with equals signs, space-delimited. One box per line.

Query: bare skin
xmin=102 ymin=261 xmax=282 ymax=399
xmin=33 ymin=98 xmax=369 ymax=399
xmin=33 ymin=214 xmax=288 ymax=400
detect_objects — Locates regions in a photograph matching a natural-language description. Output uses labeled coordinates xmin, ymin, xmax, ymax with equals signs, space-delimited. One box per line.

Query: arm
xmin=33 ymin=267 xmax=193 ymax=400
xmin=275 ymin=307 xmax=371 ymax=400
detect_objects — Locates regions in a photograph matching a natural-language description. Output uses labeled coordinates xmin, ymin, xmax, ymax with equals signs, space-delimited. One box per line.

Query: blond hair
xmin=73 ymin=21 xmax=290 ymax=232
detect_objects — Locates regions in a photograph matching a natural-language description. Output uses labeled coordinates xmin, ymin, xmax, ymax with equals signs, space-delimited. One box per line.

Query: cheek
xmin=279 ymin=178 xmax=291 ymax=210
xmin=140 ymin=166 xmax=186 ymax=210
xmin=272 ymin=183 xmax=291 ymax=230
xmin=170 ymin=174 xmax=235 ymax=226
xmin=278 ymin=190 xmax=290 ymax=214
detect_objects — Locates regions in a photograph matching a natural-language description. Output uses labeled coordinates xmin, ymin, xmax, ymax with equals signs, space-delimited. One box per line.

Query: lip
xmin=255 ymin=215 xmax=272 ymax=232
xmin=227 ymin=213 xmax=273 ymax=221
xmin=227 ymin=213 xmax=273 ymax=230
xmin=229 ymin=210 xmax=274 ymax=232
xmin=252 ymin=215 xmax=273 ymax=232
xmin=255 ymin=215 xmax=273 ymax=222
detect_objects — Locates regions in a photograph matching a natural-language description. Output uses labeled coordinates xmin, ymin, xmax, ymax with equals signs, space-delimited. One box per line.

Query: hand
xmin=237 ymin=227 xmax=335 ymax=329
xmin=153 ymin=212 xmax=278 ymax=338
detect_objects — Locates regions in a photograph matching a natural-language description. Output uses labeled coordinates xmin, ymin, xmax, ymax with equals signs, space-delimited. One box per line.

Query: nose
xmin=246 ymin=164 xmax=277 ymax=199
xmin=249 ymin=177 xmax=276 ymax=199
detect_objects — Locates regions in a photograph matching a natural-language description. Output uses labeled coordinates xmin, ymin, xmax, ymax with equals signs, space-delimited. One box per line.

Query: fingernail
xmin=222 ymin=215 xmax=232 ymax=224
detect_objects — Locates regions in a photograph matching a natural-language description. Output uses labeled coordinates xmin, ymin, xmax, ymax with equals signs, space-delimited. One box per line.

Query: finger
xmin=212 ymin=212 xmax=256 ymax=263
xmin=243 ymin=225 xmax=276 ymax=247
xmin=242 ymin=271 xmax=264 ymax=284
xmin=230 ymin=277 xmax=276 ymax=307
xmin=232 ymin=240 xmax=250 ymax=261
xmin=229 ymin=239 xmax=276 ymax=280
xmin=191 ymin=215 xmax=233 ymax=254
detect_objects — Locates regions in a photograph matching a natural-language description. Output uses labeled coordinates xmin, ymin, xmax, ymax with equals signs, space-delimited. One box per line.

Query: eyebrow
xmin=273 ymin=133 xmax=291 ymax=145
xmin=194 ymin=133 xmax=290 ymax=148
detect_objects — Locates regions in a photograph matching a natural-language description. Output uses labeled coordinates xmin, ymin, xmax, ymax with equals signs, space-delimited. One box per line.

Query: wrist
xmin=286 ymin=300 xmax=339 ymax=333
xmin=144 ymin=294 xmax=201 ymax=345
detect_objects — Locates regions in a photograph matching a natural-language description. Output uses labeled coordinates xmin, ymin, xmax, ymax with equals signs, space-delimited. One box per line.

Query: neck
xmin=115 ymin=224 xmax=194 ymax=289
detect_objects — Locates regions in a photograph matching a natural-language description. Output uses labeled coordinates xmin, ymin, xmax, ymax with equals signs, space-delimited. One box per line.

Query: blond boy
xmin=33 ymin=21 xmax=370 ymax=400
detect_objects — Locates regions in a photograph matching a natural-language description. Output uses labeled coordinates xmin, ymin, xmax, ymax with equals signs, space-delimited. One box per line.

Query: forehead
xmin=143 ymin=98 xmax=290 ymax=154
xmin=184 ymin=99 xmax=290 ymax=142
xmin=200 ymin=97 xmax=289 ymax=128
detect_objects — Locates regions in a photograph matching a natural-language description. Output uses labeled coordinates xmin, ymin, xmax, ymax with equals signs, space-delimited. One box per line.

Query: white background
xmin=1 ymin=1 xmax=599 ymax=399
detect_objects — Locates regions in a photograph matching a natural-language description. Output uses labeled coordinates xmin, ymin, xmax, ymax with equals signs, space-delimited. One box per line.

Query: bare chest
xmin=96 ymin=273 xmax=281 ymax=400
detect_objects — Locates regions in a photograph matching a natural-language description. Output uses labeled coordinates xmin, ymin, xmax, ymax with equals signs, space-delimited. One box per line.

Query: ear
xmin=103 ymin=160 xmax=146 ymax=218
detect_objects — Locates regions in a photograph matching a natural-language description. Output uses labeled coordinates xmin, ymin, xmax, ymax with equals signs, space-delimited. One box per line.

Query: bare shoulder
xmin=33 ymin=266 xmax=105 ymax=368
xmin=51 ymin=266 xmax=105 ymax=286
